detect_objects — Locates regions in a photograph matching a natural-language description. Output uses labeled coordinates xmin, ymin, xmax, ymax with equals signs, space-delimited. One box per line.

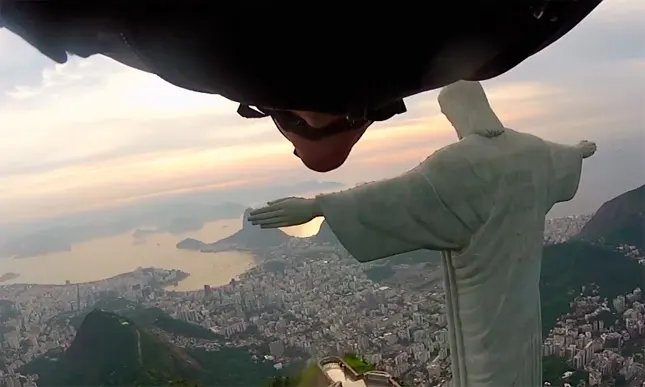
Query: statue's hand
xmin=577 ymin=140 xmax=597 ymax=159
xmin=248 ymin=197 xmax=319 ymax=229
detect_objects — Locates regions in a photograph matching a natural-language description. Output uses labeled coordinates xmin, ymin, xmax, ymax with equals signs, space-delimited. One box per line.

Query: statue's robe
xmin=315 ymin=129 xmax=584 ymax=387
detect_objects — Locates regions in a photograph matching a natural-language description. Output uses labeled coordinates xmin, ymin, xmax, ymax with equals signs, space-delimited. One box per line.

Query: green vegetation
xmin=22 ymin=310 xmax=281 ymax=386
xmin=64 ymin=297 xmax=219 ymax=340
xmin=0 ymin=300 xmax=19 ymax=323
xmin=267 ymin=375 xmax=301 ymax=387
xmin=190 ymin=348 xmax=280 ymax=385
xmin=364 ymin=265 xmax=396 ymax=282
xmin=264 ymin=360 xmax=316 ymax=387
xmin=263 ymin=261 xmax=287 ymax=273
xmin=137 ymin=307 xmax=219 ymax=340
xmin=343 ymin=353 xmax=376 ymax=374
xmin=621 ymin=340 xmax=645 ymax=358
xmin=539 ymin=240 xmax=645 ymax=334
xmin=542 ymin=356 xmax=588 ymax=386
xmin=0 ymin=300 xmax=19 ymax=343
xmin=615 ymin=373 xmax=628 ymax=386
xmin=293 ymin=364 xmax=319 ymax=387
xmin=0 ymin=299 xmax=15 ymax=308
xmin=577 ymin=184 xmax=645 ymax=249
xmin=22 ymin=310 xmax=197 ymax=386
xmin=540 ymin=200 xmax=645 ymax=384
xmin=168 ymin=378 xmax=202 ymax=387
xmin=267 ymin=354 xmax=379 ymax=387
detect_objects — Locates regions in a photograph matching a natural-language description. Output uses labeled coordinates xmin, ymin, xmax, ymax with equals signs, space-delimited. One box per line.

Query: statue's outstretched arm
xmin=544 ymin=139 xmax=595 ymax=208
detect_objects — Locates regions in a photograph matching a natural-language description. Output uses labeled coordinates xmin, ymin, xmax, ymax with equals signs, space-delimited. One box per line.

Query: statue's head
xmin=438 ymin=81 xmax=504 ymax=139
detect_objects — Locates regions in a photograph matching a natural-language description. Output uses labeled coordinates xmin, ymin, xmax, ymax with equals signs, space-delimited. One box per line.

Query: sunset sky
xmin=0 ymin=0 xmax=643 ymax=224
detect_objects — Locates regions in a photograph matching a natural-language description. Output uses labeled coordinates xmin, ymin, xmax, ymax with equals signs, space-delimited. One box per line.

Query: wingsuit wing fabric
xmin=0 ymin=1 xmax=602 ymax=113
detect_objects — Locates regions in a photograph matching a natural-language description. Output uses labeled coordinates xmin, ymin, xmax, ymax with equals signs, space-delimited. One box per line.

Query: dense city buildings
xmin=542 ymin=283 xmax=645 ymax=386
xmin=541 ymin=241 xmax=645 ymax=387
xmin=1 ymin=215 xmax=643 ymax=387
xmin=544 ymin=215 xmax=592 ymax=245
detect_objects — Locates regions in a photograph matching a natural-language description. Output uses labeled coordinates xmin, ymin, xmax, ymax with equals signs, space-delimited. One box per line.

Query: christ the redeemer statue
xmin=248 ymin=81 xmax=596 ymax=386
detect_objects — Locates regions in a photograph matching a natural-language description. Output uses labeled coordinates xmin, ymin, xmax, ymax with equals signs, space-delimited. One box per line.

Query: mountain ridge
xmin=59 ymin=296 xmax=221 ymax=341
xmin=540 ymin=240 xmax=645 ymax=334
xmin=576 ymin=183 xmax=645 ymax=249
xmin=177 ymin=208 xmax=292 ymax=253
xmin=22 ymin=310 xmax=201 ymax=386
xmin=21 ymin=309 xmax=281 ymax=386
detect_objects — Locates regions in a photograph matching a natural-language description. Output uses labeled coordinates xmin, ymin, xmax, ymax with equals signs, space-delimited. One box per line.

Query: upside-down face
xmin=273 ymin=110 xmax=372 ymax=172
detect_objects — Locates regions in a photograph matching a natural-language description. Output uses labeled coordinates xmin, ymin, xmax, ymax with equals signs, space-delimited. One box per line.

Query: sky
xmin=0 ymin=0 xmax=643 ymax=224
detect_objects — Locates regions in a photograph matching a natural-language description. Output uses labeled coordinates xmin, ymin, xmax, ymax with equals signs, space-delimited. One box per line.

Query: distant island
xmin=176 ymin=208 xmax=292 ymax=253
xmin=0 ymin=272 xmax=19 ymax=283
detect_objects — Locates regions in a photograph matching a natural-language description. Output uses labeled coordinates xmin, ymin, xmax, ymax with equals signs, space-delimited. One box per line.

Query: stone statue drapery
xmin=314 ymin=129 xmax=586 ymax=386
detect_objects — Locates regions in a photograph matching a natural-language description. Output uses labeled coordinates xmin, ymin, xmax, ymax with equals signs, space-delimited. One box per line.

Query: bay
xmin=0 ymin=217 xmax=323 ymax=290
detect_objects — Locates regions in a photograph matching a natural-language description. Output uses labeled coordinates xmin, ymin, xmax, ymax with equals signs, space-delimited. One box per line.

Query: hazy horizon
xmin=1 ymin=0 xmax=643 ymax=226
xmin=0 ymin=216 xmax=324 ymax=287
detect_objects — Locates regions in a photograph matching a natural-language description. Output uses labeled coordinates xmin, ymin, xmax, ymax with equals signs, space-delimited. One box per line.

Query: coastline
xmin=155 ymin=270 xmax=190 ymax=288
xmin=0 ymin=220 xmax=258 ymax=289
xmin=0 ymin=251 xmax=258 ymax=291
xmin=0 ymin=253 xmax=259 ymax=292
xmin=0 ymin=267 xmax=189 ymax=288
xmin=0 ymin=272 xmax=20 ymax=283
xmin=163 ymin=250 xmax=260 ymax=292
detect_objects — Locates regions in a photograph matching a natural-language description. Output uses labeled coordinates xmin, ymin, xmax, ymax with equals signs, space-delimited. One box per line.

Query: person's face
xmin=276 ymin=111 xmax=372 ymax=172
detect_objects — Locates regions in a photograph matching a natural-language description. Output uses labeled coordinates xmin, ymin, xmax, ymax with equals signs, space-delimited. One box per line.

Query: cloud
xmin=0 ymin=0 xmax=643 ymax=223
xmin=0 ymin=30 xmax=56 ymax=92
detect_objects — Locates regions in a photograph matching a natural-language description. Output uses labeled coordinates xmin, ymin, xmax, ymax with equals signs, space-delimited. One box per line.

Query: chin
xmin=301 ymin=154 xmax=349 ymax=172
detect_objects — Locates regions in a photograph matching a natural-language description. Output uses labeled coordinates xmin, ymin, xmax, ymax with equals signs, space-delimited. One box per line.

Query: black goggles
xmin=237 ymin=100 xmax=407 ymax=141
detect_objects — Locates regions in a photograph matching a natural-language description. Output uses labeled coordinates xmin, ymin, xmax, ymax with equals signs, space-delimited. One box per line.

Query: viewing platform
xmin=316 ymin=356 xmax=401 ymax=387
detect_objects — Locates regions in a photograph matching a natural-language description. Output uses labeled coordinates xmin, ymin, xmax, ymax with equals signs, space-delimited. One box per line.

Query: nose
xmin=291 ymin=110 xmax=344 ymax=128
